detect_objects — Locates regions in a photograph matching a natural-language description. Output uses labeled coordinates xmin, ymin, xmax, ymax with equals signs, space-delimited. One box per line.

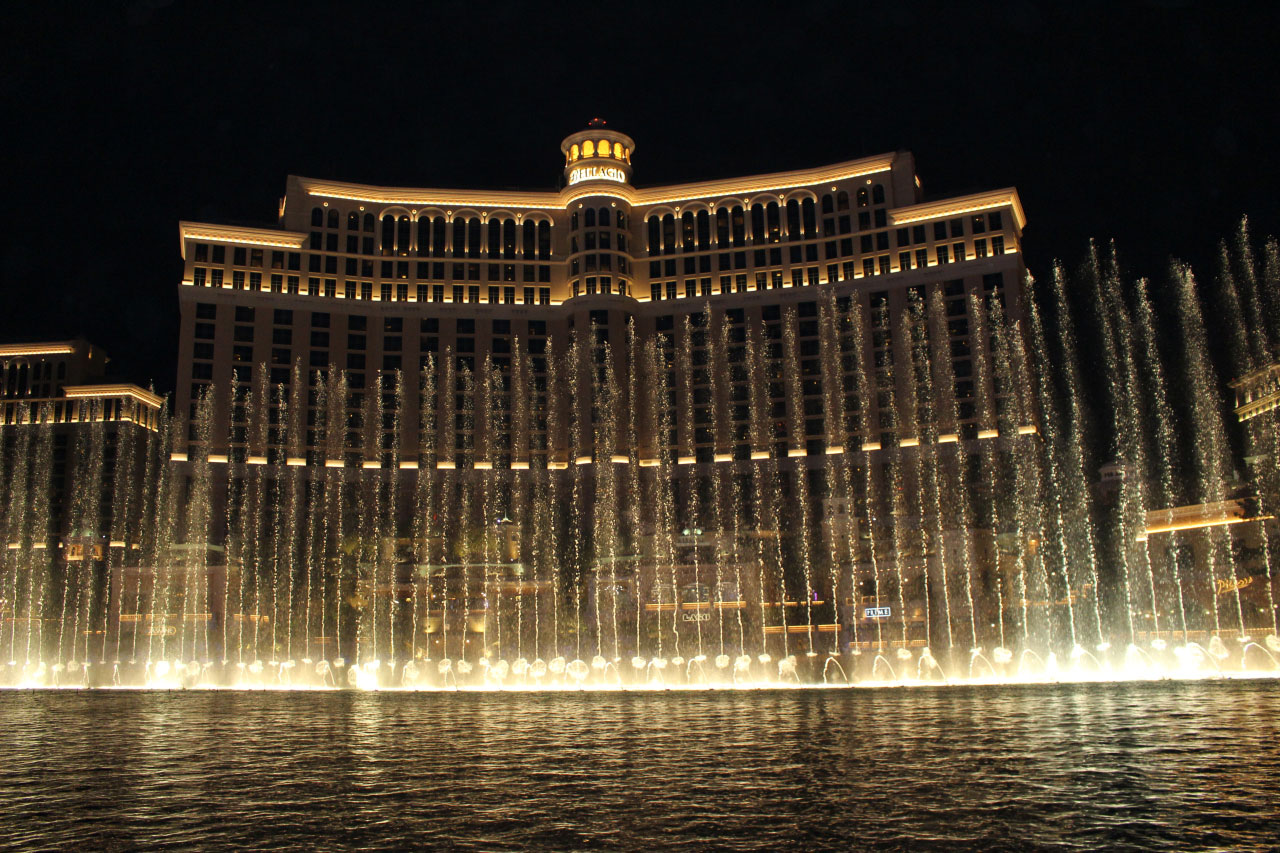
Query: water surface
xmin=1 ymin=681 xmax=1277 ymax=851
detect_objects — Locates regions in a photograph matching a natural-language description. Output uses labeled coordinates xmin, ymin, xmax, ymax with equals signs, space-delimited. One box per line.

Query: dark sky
xmin=2 ymin=0 xmax=1277 ymax=393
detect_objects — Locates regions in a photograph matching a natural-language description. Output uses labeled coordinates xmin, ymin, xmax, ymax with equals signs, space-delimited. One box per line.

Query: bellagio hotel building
xmin=175 ymin=120 xmax=1025 ymax=481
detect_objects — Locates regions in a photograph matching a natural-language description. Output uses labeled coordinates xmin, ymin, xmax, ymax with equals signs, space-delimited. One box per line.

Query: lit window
xmin=583 ymin=140 xmax=595 ymax=157
xmin=598 ymin=139 xmax=610 ymax=157
xmin=613 ymin=142 xmax=623 ymax=159
xmin=570 ymin=144 xmax=579 ymax=161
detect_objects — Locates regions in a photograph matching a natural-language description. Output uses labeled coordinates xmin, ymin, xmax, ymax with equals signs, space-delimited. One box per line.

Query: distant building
xmin=0 ymin=339 xmax=162 ymax=553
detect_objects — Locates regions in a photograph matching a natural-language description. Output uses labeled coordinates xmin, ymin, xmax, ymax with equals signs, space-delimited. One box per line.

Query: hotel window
xmin=863 ymin=258 xmax=875 ymax=277
xmin=539 ymin=287 xmax=550 ymax=305
xmin=916 ymin=249 xmax=929 ymax=268
xmin=193 ymin=268 xmax=206 ymax=286
xmin=489 ymin=285 xmax=501 ymax=302
xmin=807 ymin=267 xmax=819 ymax=286
xmin=988 ymin=211 xmax=1003 ymax=230
xmin=857 ymin=187 xmax=868 ymax=207
xmin=953 ymin=242 xmax=966 ymax=261
xmin=194 ymin=243 xmax=209 ymax=262
xmin=666 ymin=282 xmax=677 ymax=300
xmin=950 ymin=219 xmax=965 ymax=238
xmin=346 ymin=282 xmax=357 ymax=299
xmin=936 ymin=246 xmax=949 ymax=264
xmin=287 ymin=275 xmax=299 ymax=294
xmin=872 ymin=184 xmax=885 ymax=204
xmin=899 ymin=252 xmax=911 ymax=270
xmin=992 ymin=236 xmax=1005 ymax=255
xmin=972 ymin=215 xmax=986 ymax=234
xmin=771 ymin=270 xmax=783 ymax=289
xmin=270 ymin=274 xmax=282 ymax=292
xmin=325 ymin=279 xmax=336 ymax=298
xmin=974 ymin=239 xmax=987 ymax=258
xmin=361 ymin=282 xmax=373 ymax=300
xmin=434 ymin=285 xmax=445 ymax=302
xmin=755 ymin=272 xmax=767 ymax=291
xmin=791 ymin=269 xmax=804 ymax=287
xmin=827 ymin=264 xmax=839 ymax=283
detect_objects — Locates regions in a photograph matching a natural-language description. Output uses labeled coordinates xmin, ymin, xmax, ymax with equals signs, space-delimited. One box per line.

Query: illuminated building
xmin=0 ymin=339 xmax=163 ymax=555
xmin=175 ymin=120 xmax=1027 ymax=474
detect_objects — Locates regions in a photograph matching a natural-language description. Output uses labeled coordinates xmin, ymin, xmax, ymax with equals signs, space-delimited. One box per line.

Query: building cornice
xmin=178 ymin=222 xmax=307 ymax=258
xmin=0 ymin=342 xmax=79 ymax=357
xmin=292 ymin=152 xmax=902 ymax=211
xmin=890 ymin=188 xmax=1026 ymax=231
xmin=62 ymin=384 xmax=165 ymax=409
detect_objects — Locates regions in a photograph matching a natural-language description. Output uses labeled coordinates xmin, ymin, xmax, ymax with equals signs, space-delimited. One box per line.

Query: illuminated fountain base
xmin=3 ymin=635 xmax=1277 ymax=691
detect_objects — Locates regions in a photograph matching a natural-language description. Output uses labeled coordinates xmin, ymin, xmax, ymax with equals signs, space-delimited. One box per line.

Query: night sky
xmin=2 ymin=1 xmax=1278 ymax=393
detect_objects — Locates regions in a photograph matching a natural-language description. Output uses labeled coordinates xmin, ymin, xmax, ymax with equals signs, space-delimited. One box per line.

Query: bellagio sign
xmin=568 ymin=165 xmax=627 ymax=185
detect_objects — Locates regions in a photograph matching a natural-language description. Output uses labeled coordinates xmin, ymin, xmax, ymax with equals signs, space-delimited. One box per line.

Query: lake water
xmin=0 ymin=681 xmax=1277 ymax=851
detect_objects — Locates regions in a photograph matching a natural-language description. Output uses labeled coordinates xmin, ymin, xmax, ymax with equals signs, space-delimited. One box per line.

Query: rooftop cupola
xmin=560 ymin=118 xmax=635 ymax=188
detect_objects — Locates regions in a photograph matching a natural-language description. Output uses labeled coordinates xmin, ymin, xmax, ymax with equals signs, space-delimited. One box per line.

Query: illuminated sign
xmin=568 ymin=165 xmax=627 ymax=185
xmin=864 ymin=606 xmax=891 ymax=619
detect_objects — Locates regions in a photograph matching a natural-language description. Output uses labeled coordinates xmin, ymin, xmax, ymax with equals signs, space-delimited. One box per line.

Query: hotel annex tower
xmin=176 ymin=119 xmax=1027 ymax=484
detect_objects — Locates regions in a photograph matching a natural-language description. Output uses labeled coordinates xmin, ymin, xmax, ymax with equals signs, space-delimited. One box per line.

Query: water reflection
xmin=0 ymin=683 xmax=1277 ymax=850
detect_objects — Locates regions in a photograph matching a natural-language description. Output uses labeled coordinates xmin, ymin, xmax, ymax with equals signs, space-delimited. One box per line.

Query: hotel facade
xmin=175 ymin=122 xmax=1025 ymax=477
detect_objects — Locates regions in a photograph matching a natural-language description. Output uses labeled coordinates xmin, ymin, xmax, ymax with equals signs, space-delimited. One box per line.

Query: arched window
xmin=872 ymin=184 xmax=885 ymax=204
xmin=432 ymin=217 xmax=446 ymax=257
xmin=381 ymin=215 xmax=396 ymax=255
xmin=681 ymin=211 xmax=695 ymax=248
xmin=570 ymin=143 xmax=579 ymax=161
xmin=453 ymin=218 xmax=467 ymax=255
xmin=715 ymin=209 xmax=729 ymax=245
xmin=364 ymin=213 xmax=375 ymax=232
xmin=348 ymin=211 xmax=360 ymax=230
xmin=585 ymin=208 xmax=596 ymax=228
xmin=766 ymin=202 xmax=780 ymax=243
xmin=598 ymin=207 xmax=610 ymax=227
xmin=327 ymin=208 xmax=339 ymax=228
xmin=696 ymin=210 xmax=710 ymax=250
xmin=537 ymin=220 xmax=551 ymax=259
xmin=837 ymin=191 xmax=849 ymax=211
xmin=856 ymin=188 xmax=868 ymax=207
xmin=571 ymin=211 xmax=579 ymax=231
xmin=311 ymin=207 xmax=324 ymax=227
xmin=397 ymin=215 xmax=411 ymax=254
xmin=583 ymin=140 xmax=595 ymax=157
xmin=730 ymin=205 xmax=745 ymax=247
xmin=661 ymin=214 xmax=676 ymax=255
xmin=523 ymin=220 xmax=536 ymax=256
xmin=502 ymin=219 xmax=516 ymax=258
xmin=488 ymin=219 xmax=502 ymax=256
xmin=802 ymin=198 xmax=816 ymax=238
xmin=648 ymin=216 xmax=661 ymax=254
xmin=613 ymin=142 xmax=623 ymax=159
xmin=417 ymin=217 xmax=430 ymax=256
xmin=598 ymin=139 xmax=610 ymax=157
xmin=617 ymin=212 xmax=627 ymax=229
xmin=822 ymin=195 xmax=834 ymax=215
xmin=785 ymin=200 xmax=801 ymax=241
xmin=467 ymin=218 xmax=482 ymax=258
xmin=750 ymin=204 xmax=765 ymax=244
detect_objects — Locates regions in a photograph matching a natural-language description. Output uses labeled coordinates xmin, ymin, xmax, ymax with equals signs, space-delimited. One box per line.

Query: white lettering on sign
xmin=864 ymin=606 xmax=891 ymax=619
xmin=568 ymin=166 xmax=627 ymax=185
